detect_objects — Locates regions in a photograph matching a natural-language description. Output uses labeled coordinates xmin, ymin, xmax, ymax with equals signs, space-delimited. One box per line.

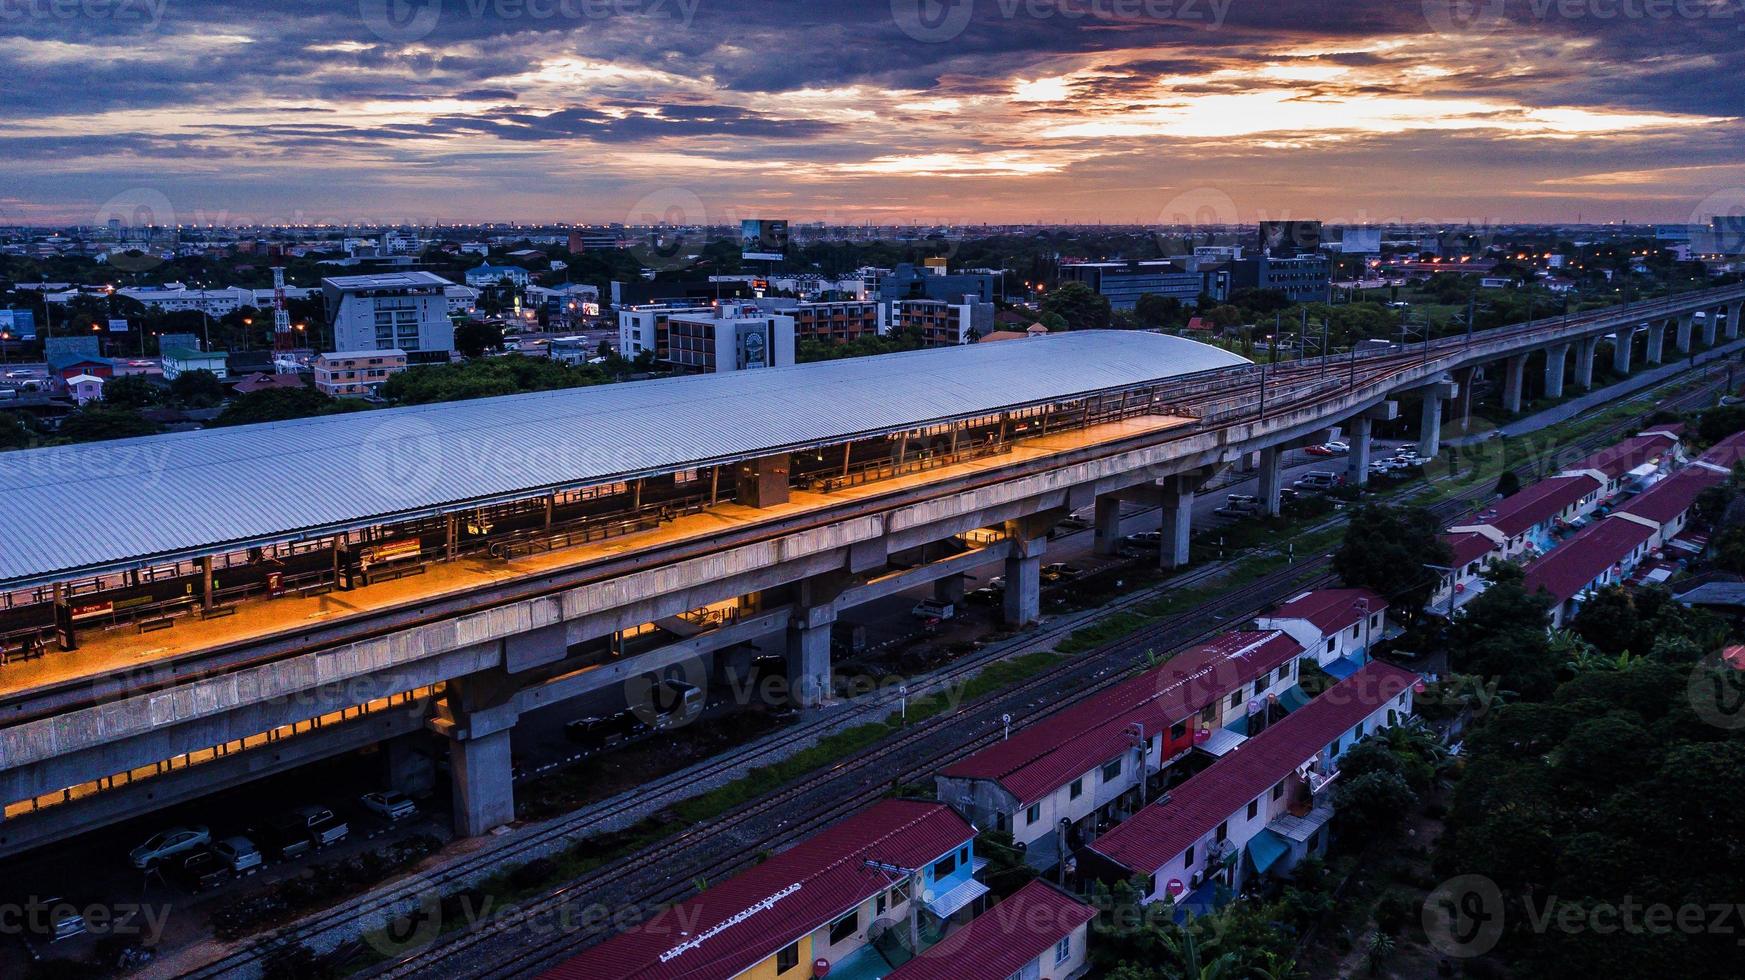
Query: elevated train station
xmin=0 ymin=284 xmax=1740 ymax=853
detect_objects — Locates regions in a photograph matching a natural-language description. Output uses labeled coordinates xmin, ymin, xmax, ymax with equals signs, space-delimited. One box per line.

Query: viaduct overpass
xmin=0 ymin=286 xmax=1740 ymax=854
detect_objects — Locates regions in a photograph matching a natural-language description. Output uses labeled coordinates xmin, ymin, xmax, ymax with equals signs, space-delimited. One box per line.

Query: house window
xmin=1070 ymin=778 xmax=1084 ymax=800
xmin=1169 ymin=721 xmax=1186 ymax=741
xmin=1351 ymin=624 xmax=1360 ymax=638
xmin=876 ymin=892 xmax=887 ymax=915
xmin=776 ymin=942 xmax=800 ymax=973
xmin=1055 ymin=935 xmax=1072 ymax=964
xmin=890 ymin=881 xmax=910 ymax=905
xmin=934 ymin=853 xmax=958 ymax=878
xmin=1272 ymin=781 xmax=1284 ymax=801
xmin=1325 ymin=637 xmax=1335 ymax=653
xmin=1027 ymin=803 xmax=1041 ymax=825
xmin=1229 ymin=692 xmax=1241 ymax=710
xmin=1277 ymin=665 xmax=1289 ymax=684
xmin=1216 ymin=821 xmax=1228 ymax=842
xmin=829 ymin=911 xmax=858 ymax=945
xmin=1201 ymin=704 xmax=1215 ymax=723
xmin=1247 ymin=799 xmax=1259 ymax=820
xmin=961 ymin=846 xmax=969 ymax=864
xmin=1184 ymin=844 xmax=1194 ymax=867
xmin=1102 ymin=757 xmax=1122 ymax=781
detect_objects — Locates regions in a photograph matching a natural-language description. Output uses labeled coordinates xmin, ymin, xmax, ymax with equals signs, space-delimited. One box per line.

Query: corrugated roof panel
xmin=0 ymin=331 xmax=1248 ymax=584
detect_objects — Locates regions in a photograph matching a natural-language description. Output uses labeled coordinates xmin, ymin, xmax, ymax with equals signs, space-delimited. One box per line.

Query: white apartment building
xmin=321 ymin=272 xmax=457 ymax=362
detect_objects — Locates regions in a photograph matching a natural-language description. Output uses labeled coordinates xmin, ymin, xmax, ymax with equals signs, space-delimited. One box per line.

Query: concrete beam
xmin=1647 ymin=320 xmax=1666 ymax=364
xmin=1675 ymin=314 xmax=1692 ymax=355
xmin=786 ymin=602 xmax=836 ymax=708
xmin=1419 ymin=393 xmax=1444 ymax=458
xmin=1347 ymin=416 xmax=1373 ymax=487
xmin=1501 ymin=354 xmax=1527 ymax=414
xmin=1575 ymin=336 xmax=1597 ymax=389
xmin=1092 ymin=496 xmax=1123 ymax=557
xmin=1002 ymin=534 xmax=1046 ymax=627
xmin=1613 ymin=328 xmax=1634 ymax=374
xmin=1543 ymin=343 xmax=1569 ymax=400
xmin=1158 ymin=474 xmax=1199 ymax=570
xmin=1728 ymin=302 xmax=1742 ymax=341
xmin=1702 ymin=309 xmax=1719 ymax=347
xmin=449 ymin=727 xmax=514 ymax=837
xmin=1258 ymin=447 xmax=1284 ymax=516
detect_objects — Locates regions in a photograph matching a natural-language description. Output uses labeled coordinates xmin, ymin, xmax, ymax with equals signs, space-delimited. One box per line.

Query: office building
xmin=1059 ymin=261 xmax=1204 ymax=310
xmin=664 ymin=303 xmax=796 ymax=373
xmin=1227 ymin=254 xmax=1332 ymax=304
xmin=321 ymin=272 xmax=457 ymax=363
xmin=885 ymin=296 xmax=994 ymax=346
xmin=872 ymin=262 xmax=996 ymax=304
xmin=463 ymin=263 xmax=530 ymax=288
xmin=791 ymin=300 xmax=881 ymax=344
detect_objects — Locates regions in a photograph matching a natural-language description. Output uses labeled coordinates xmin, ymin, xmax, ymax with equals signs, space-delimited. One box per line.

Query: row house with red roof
xmin=1080 ymin=661 xmax=1418 ymax=913
xmin=1524 ymin=430 xmax=1743 ymax=627
xmin=934 ymin=631 xmax=1306 ymax=870
xmin=1432 ymin=427 xmax=1686 ymax=612
xmin=1253 ymin=588 xmax=1388 ymax=680
xmin=883 ymin=879 xmax=1096 ymax=980
xmin=547 ymin=799 xmax=984 ymax=980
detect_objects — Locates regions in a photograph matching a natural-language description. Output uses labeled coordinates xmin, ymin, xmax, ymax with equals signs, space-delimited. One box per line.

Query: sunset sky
xmin=4 ymin=0 xmax=1743 ymax=227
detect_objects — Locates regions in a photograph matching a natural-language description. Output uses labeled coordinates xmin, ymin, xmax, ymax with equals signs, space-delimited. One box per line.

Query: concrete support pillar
xmin=382 ymin=733 xmax=436 ymax=798
xmin=1647 ymin=320 xmax=1666 ymax=364
xmin=437 ymin=670 xmax=521 ymax=837
xmin=449 ymin=729 xmax=514 ymax=837
xmin=1419 ymin=394 xmax=1443 ymax=458
xmin=1613 ymin=329 xmax=1634 ymax=374
xmin=1002 ymin=535 xmax=1045 ymax=627
xmin=933 ymin=573 xmax=966 ymax=605
xmin=1092 ymin=496 xmax=1123 ymax=557
xmin=1543 ymin=343 xmax=1569 ymax=400
xmin=1257 ymin=447 xmax=1284 ymax=516
xmin=1348 ymin=417 xmax=1373 ymax=487
xmin=1159 ymin=475 xmax=1196 ymax=570
xmin=1702 ymin=308 xmax=1719 ymax=347
xmin=1675 ymin=314 xmax=1693 ymax=354
xmin=1728 ymin=302 xmax=1742 ymax=340
xmin=1575 ymin=336 xmax=1597 ymax=389
xmin=1501 ymin=354 xmax=1527 ymax=414
xmin=786 ymin=600 xmax=837 ymax=708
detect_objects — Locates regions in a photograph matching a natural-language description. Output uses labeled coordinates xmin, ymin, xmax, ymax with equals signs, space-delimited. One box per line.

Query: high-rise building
xmin=321 ymin=272 xmax=457 ymax=363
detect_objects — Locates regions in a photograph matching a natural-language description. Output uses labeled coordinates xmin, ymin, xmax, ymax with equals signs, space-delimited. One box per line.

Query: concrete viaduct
xmin=0 ymin=287 xmax=1740 ymax=853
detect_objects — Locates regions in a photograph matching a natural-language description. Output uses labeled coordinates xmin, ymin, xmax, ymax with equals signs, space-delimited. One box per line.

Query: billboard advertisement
xmin=108 ymin=318 xmax=131 ymax=333
xmin=0 ymin=309 xmax=36 ymax=340
xmin=740 ymin=219 xmax=789 ymax=262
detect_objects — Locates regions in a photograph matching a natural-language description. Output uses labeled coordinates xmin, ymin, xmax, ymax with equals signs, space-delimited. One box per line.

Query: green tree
xmin=169 ymin=369 xmax=226 ymax=408
xmin=454 ymin=320 xmax=504 ymax=359
xmin=1040 ymin=281 xmax=1112 ymax=330
xmin=102 ymin=374 xmax=163 ymax=411
xmin=56 ymin=406 xmax=160 ymax=442
xmin=1332 ymin=504 xmax=1452 ymax=618
xmin=1449 ymin=562 xmax=1557 ymax=699
xmin=0 ymin=411 xmax=32 ymax=450
xmin=1134 ymin=293 xmax=1182 ymax=329
xmin=212 ymin=386 xmax=374 ymax=427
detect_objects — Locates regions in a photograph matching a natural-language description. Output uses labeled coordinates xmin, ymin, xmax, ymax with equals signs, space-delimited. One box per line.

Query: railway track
xmin=347 ymin=365 xmax=1728 ymax=980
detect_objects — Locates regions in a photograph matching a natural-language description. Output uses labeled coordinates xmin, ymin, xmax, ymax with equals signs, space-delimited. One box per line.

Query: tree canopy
xmin=1332 ymin=504 xmax=1452 ymax=617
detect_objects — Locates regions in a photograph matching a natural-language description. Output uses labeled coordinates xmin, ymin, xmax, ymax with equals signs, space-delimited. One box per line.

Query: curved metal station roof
xmin=0 ymin=330 xmax=1248 ymax=585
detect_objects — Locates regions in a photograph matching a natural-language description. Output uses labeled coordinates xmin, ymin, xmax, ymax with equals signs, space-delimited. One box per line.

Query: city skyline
xmin=3 ymin=0 xmax=1743 ymax=227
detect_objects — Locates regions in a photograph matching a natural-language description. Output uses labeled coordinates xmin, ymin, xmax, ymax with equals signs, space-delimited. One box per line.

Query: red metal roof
xmin=1462 ymin=474 xmax=1599 ymax=538
xmin=1699 ymin=430 xmax=1745 ymax=469
xmin=1563 ymin=432 xmax=1679 ymax=481
xmin=1088 ymin=655 xmax=1416 ymax=868
xmin=1616 ymin=466 xmax=1726 ymax=526
xmin=1087 ymin=660 xmax=1417 ymax=876
xmin=1262 ymin=588 xmax=1388 ymax=635
xmin=542 ymin=801 xmax=974 ymax=980
xmin=939 ymin=631 xmax=1303 ymax=807
xmin=1444 ymin=531 xmax=1494 ymax=568
xmin=883 ymin=880 xmax=1096 ymax=980
xmin=1522 ymin=516 xmax=1655 ymax=604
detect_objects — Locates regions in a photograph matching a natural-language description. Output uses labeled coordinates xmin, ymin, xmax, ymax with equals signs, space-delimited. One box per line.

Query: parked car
xmin=256 ymin=815 xmax=314 ymax=861
xmin=1124 ymin=530 xmax=1163 ymax=547
xmin=912 ymin=598 xmax=956 ymax=620
xmin=1041 ymin=563 xmax=1082 ymax=582
xmin=359 ymin=790 xmax=418 ymax=823
xmin=291 ymin=805 xmax=350 ymax=848
xmin=212 ymin=835 xmax=263 ymax=875
xmin=17 ymin=895 xmax=85 ymax=944
xmin=1057 ymin=515 xmax=1092 ymax=532
xmin=565 ymin=710 xmax=648 ymax=750
xmin=965 ymin=586 xmax=1002 ymax=606
xmin=1324 ymin=441 xmax=1350 ymax=453
xmin=648 ymin=679 xmax=706 ymax=731
xmin=1293 ymin=471 xmax=1339 ymax=491
xmin=129 ymin=826 xmax=211 ymax=870
xmin=1304 ymin=444 xmax=1336 ymax=457
xmin=168 ymin=849 xmax=231 ymax=893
